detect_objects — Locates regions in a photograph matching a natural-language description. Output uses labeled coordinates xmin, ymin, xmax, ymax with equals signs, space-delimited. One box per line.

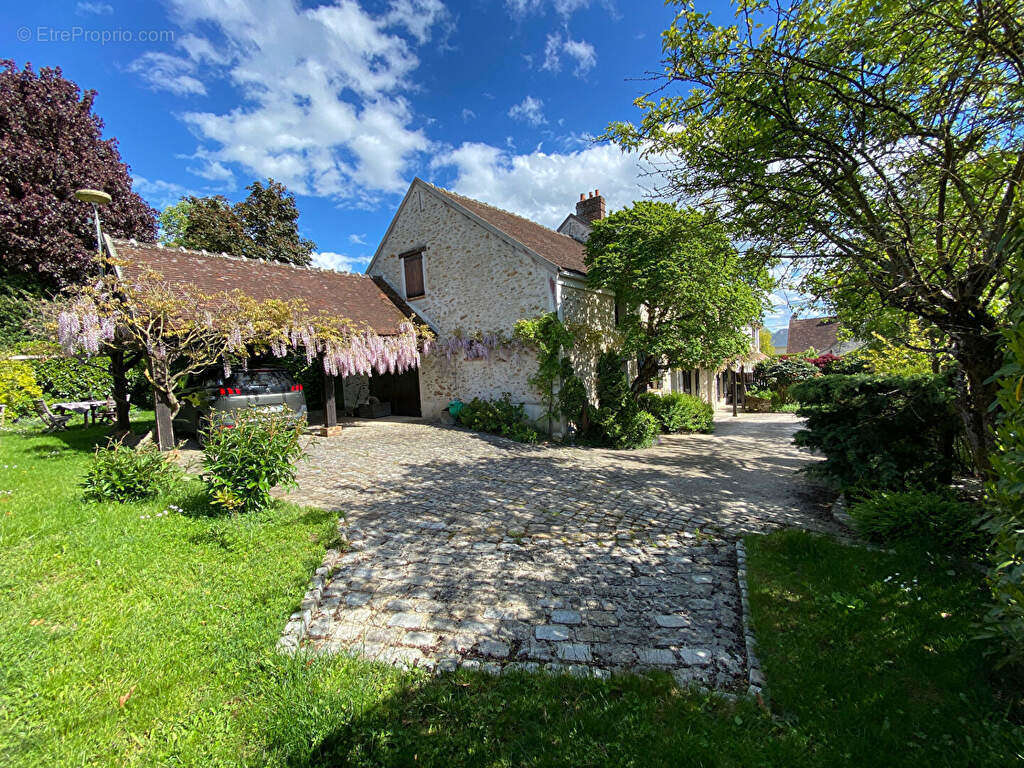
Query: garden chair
xmin=33 ymin=399 xmax=73 ymax=433
xmin=96 ymin=398 xmax=116 ymax=425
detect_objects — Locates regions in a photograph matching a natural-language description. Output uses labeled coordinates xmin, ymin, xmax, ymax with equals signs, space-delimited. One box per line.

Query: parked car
xmin=173 ymin=366 xmax=307 ymax=443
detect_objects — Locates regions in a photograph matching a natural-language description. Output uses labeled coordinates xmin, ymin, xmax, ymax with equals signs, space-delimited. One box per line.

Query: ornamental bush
xmin=753 ymin=357 xmax=819 ymax=403
xmin=848 ymin=490 xmax=989 ymax=558
xmin=0 ymin=357 xmax=43 ymax=418
xmin=792 ymin=374 xmax=960 ymax=492
xmin=202 ymin=408 xmax=306 ymax=514
xmin=457 ymin=393 xmax=539 ymax=444
xmin=638 ymin=391 xmax=714 ymax=433
xmin=81 ymin=441 xmax=182 ymax=502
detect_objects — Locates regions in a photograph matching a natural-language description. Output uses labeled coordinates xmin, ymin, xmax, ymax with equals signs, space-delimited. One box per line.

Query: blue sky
xmin=8 ymin=0 xmax=803 ymax=328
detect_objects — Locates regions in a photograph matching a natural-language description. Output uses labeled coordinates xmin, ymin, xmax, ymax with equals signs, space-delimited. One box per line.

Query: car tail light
xmin=219 ymin=387 xmax=226 ymax=395
xmin=289 ymin=384 xmax=303 ymax=392
xmin=219 ymin=387 xmax=241 ymax=396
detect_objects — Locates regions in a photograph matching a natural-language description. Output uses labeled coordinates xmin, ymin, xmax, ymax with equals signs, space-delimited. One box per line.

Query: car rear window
xmin=207 ymin=369 xmax=294 ymax=394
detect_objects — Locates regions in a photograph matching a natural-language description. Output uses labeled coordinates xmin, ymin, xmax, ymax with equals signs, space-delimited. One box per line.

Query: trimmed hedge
xmin=30 ymin=356 xmax=113 ymax=401
xmin=792 ymin=374 xmax=960 ymax=492
xmin=638 ymin=391 xmax=714 ymax=433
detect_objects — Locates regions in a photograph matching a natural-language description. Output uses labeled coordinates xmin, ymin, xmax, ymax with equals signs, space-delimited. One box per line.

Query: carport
xmin=108 ymin=238 xmax=429 ymax=441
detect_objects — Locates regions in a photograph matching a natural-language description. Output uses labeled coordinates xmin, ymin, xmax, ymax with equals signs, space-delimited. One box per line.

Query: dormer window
xmin=401 ymin=249 xmax=425 ymax=299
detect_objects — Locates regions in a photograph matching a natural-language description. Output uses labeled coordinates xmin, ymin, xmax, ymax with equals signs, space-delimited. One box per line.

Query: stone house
xmin=367 ymin=178 xmax=753 ymax=427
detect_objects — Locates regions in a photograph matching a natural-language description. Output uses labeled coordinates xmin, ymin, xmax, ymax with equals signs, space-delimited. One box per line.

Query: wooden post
xmin=154 ymin=391 xmax=174 ymax=451
xmin=320 ymin=370 xmax=341 ymax=436
xmin=732 ymin=368 xmax=738 ymax=417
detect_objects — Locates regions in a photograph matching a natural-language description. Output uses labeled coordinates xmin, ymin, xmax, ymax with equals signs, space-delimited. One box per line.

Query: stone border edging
xmin=735 ymin=540 xmax=766 ymax=700
xmin=277 ymin=535 xmax=346 ymax=654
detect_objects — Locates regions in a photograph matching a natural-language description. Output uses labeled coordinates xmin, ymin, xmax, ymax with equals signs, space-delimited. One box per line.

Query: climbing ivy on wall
xmin=514 ymin=312 xmax=586 ymax=436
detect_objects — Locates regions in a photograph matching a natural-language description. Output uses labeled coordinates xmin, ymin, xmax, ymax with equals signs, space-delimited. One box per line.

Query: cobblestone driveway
xmin=279 ymin=411 xmax=831 ymax=688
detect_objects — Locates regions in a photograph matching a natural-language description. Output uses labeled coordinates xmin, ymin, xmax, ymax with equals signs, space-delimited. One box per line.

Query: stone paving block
xmin=535 ymin=624 xmax=570 ymax=641
xmin=477 ymin=639 xmax=511 ymax=658
xmin=387 ymin=612 xmax=424 ymax=629
xmin=550 ymin=609 xmax=582 ymax=625
xmin=556 ymin=643 xmax=593 ymax=662
xmin=636 ymin=647 xmax=676 ymax=666
xmin=403 ymin=631 xmax=438 ymax=648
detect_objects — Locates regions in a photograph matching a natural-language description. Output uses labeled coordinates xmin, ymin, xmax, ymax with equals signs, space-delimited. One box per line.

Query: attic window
xmin=402 ymin=249 xmax=425 ymax=299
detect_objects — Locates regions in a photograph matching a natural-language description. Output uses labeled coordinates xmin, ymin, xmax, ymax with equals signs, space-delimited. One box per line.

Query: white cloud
xmin=540 ymin=32 xmax=596 ymax=77
xmin=128 ymin=52 xmax=206 ymax=96
xmin=130 ymin=0 xmax=449 ymax=201
xmin=348 ymin=233 xmax=368 ymax=245
xmin=507 ymin=95 xmax=546 ymax=126
xmin=461 ymin=108 xmax=476 ymax=122
xmin=76 ymin=1 xmax=113 ymax=14
xmin=506 ymin=0 xmax=592 ymax=19
xmin=431 ymin=141 xmax=658 ymax=228
xmin=132 ymin=175 xmax=194 ymax=210
xmin=312 ymin=251 xmax=371 ymax=273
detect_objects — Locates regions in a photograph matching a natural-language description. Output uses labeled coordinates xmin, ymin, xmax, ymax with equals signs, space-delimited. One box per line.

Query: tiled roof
xmin=431 ymin=184 xmax=590 ymax=274
xmin=786 ymin=316 xmax=840 ymax=354
xmin=107 ymin=237 xmax=414 ymax=335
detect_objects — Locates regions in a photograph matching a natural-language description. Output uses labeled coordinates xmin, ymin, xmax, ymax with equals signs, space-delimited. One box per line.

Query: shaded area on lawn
xmin=747 ymin=531 xmax=1023 ymax=768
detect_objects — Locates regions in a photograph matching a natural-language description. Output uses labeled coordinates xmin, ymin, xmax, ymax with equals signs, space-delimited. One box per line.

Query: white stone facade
xmin=368 ymin=182 xmax=563 ymax=424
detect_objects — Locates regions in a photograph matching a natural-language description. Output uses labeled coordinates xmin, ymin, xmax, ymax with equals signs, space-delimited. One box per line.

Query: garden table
xmin=53 ymin=399 xmax=110 ymax=425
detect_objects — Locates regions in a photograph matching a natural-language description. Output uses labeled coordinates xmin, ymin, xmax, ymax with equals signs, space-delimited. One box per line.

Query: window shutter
xmin=403 ymin=252 xmax=424 ymax=298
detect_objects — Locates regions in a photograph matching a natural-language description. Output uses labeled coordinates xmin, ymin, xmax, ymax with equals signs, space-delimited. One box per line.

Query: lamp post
xmin=74 ymin=188 xmax=112 ymax=256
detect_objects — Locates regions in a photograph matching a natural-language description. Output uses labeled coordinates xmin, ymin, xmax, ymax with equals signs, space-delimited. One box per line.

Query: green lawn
xmin=0 ymin=422 xmax=1019 ymax=766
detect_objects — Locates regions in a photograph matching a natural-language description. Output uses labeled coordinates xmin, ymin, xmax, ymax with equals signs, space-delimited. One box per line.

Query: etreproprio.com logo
xmin=17 ymin=26 xmax=175 ymax=44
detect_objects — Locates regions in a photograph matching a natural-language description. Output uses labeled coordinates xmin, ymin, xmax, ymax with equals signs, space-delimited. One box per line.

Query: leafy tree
xmin=236 ymin=179 xmax=316 ymax=265
xmin=159 ymin=179 xmax=315 ymax=265
xmin=585 ymin=201 xmax=768 ymax=392
xmin=0 ymin=60 xmax=156 ymax=287
xmin=606 ymin=0 xmax=1022 ymax=472
xmin=758 ymin=327 xmax=774 ymax=356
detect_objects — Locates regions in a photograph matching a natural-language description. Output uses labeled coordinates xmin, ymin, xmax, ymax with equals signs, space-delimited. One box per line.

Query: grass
xmin=747 ymin=530 xmax=1022 ymax=767
xmin=1 ymin=420 xmax=1020 ymax=766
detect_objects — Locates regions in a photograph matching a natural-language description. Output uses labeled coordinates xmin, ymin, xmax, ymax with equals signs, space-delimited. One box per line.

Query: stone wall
xmin=559 ymin=281 xmax=616 ymax=405
xmin=368 ymin=184 xmax=556 ymax=421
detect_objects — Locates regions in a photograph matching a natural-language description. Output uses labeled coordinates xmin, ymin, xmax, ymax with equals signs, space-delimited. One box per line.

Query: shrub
xmin=591 ymin=350 xmax=659 ymax=449
xmin=848 ymin=490 xmax=989 ymax=558
xmin=753 ymin=357 xmax=819 ymax=403
xmin=595 ymin=405 xmax=660 ymax=449
xmin=0 ymin=357 xmax=43 ymax=418
xmin=81 ymin=441 xmax=182 ymax=502
xmin=638 ymin=391 xmax=714 ymax=433
xmin=457 ymin=393 xmax=539 ymax=443
xmin=202 ymin=408 xmax=306 ymax=514
xmin=981 ymin=255 xmax=1024 ymax=666
xmin=792 ymin=374 xmax=960 ymax=492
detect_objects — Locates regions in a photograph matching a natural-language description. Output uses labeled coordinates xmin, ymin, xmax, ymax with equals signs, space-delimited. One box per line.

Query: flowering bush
xmin=753 ymin=357 xmax=819 ymax=403
xmin=202 ymin=408 xmax=306 ymax=514
xmin=81 ymin=441 xmax=182 ymax=502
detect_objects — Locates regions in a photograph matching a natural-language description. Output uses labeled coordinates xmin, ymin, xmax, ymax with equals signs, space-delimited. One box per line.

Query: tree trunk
xmin=948 ymin=328 xmax=1002 ymax=477
xmin=630 ymin=354 xmax=661 ymax=394
xmin=108 ymin=350 xmax=132 ymax=434
xmin=148 ymin=356 xmax=179 ymax=452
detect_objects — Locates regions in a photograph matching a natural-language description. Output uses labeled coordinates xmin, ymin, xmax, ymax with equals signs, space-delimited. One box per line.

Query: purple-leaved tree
xmin=0 ymin=60 xmax=157 ymax=288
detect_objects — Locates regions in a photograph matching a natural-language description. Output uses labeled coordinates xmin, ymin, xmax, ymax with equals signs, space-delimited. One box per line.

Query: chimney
xmin=575 ymin=189 xmax=606 ymax=223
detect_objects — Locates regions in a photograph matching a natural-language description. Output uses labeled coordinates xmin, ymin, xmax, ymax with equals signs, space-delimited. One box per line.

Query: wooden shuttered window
xmin=402 ymin=251 xmax=425 ymax=299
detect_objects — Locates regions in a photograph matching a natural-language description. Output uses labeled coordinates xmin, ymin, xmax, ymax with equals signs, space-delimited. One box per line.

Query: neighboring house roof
xmin=786 ymin=316 xmax=841 ymax=354
xmin=106 ymin=236 xmax=416 ymax=335
xmin=429 ymin=182 xmax=590 ymax=275
xmin=556 ymin=212 xmax=594 ymax=244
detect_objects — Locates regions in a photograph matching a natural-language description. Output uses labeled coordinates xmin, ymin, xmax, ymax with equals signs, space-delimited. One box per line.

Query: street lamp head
xmin=74 ymin=188 xmax=112 ymax=205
